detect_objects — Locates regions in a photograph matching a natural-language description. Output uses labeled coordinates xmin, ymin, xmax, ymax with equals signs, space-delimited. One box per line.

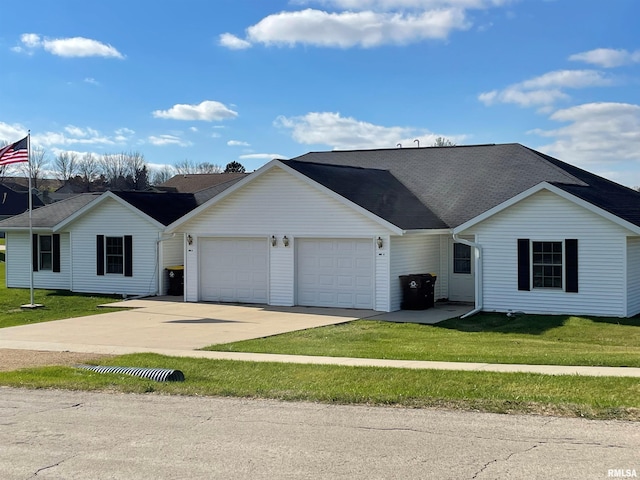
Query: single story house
xmin=2 ymin=144 xmax=640 ymax=318
xmin=165 ymin=143 xmax=640 ymax=318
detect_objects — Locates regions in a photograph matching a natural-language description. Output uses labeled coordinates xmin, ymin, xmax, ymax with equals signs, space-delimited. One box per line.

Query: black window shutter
xmin=32 ymin=234 xmax=39 ymax=272
xmin=517 ymin=239 xmax=530 ymax=291
xmin=565 ymin=239 xmax=578 ymax=293
xmin=124 ymin=235 xmax=133 ymax=277
xmin=96 ymin=235 xmax=104 ymax=276
xmin=52 ymin=234 xmax=61 ymax=273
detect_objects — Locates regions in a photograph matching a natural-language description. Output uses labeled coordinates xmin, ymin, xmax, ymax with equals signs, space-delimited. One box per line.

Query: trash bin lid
xmin=166 ymin=265 xmax=184 ymax=271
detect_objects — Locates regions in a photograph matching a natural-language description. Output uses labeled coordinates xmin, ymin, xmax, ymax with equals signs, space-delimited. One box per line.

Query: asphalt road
xmin=1 ymin=388 xmax=638 ymax=479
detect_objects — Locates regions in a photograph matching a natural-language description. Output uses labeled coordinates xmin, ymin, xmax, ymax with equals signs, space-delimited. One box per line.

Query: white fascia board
xmin=166 ymin=160 xmax=281 ymax=232
xmin=403 ymin=229 xmax=452 ymax=236
xmin=167 ymin=160 xmax=404 ymax=235
xmin=54 ymin=191 xmax=165 ymax=232
xmin=453 ymin=182 xmax=640 ymax=235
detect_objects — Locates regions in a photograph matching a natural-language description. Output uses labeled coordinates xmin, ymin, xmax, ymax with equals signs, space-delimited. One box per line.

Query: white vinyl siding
xmin=5 ymin=232 xmax=71 ymax=290
xmin=464 ymin=190 xmax=632 ymax=317
xmin=626 ymin=237 xmax=640 ymax=316
xmin=69 ymin=198 xmax=160 ymax=296
xmin=181 ymin=168 xmax=394 ymax=310
xmin=389 ymin=234 xmax=441 ymax=311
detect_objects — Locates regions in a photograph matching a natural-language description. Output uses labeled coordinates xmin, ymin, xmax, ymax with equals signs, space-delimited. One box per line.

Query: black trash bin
xmin=166 ymin=266 xmax=184 ymax=296
xmin=399 ymin=273 xmax=437 ymax=310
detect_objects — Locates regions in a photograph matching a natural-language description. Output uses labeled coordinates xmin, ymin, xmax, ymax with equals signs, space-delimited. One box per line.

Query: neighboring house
xmin=156 ymin=173 xmax=248 ymax=193
xmin=0 ymin=172 xmax=248 ymax=296
xmin=0 ymin=183 xmax=44 ymax=222
xmin=166 ymin=143 xmax=640 ymax=318
xmin=0 ymin=191 xmax=201 ymax=296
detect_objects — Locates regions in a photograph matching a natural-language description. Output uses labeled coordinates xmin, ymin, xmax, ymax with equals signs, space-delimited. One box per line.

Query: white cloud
xmin=13 ymin=33 xmax=124 ymax=58
xmin=115 ymin=127 xmax=135 ymax=136
xmin=531 ymin=102 xmax=640 ymax=173
xmin=301 ymin=0 xmax=511 ymax=8
xmin=218 ymin=33 xmax=252 ymax=50
xmin=275 ymin=111 xmax=456 ymax=149
xmin=220 ymin=0 xmax=513 ymax=49
xmin=479 ymin=69 xmax=613 ymax=107
xmin=152 ymin=100 xmax=238 ymax=121
xmin=227 ymin=140 xmax=250 ymax=147
xmin=84 ymin=77 xmax=99 ymax=85
xmin=569 ymin=48 xmax=640 ymax=68
xmin=147 ymin=135 xmax=192 ymax=147
xmin=244 ymin=8 xmax=469 ymax=48
xmin=0 ymin=122 xmax=28 ymax=143
xmin=239 ymin=153 xmax=287 ymax=160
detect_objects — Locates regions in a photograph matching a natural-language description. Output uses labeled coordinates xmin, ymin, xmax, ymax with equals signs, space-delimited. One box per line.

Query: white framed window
xmin=532 ymin=241 xmax=563 ymax=289
xmin=105 ymin=236 xmax=124 ymax=274
xmin=39 ymin=235 xmax=53 ymax=271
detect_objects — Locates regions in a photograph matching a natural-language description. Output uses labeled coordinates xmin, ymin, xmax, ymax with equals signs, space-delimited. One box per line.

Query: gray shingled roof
xmin=292 ymin=143 xmax=609 ymax=228
xmin=0 ymin=193 xmax=101 ymax=229
xmin=282 ymin=160 xmax=447 ymax=229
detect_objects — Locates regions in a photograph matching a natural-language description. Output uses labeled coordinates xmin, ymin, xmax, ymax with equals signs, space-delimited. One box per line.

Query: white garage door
xmin=297 ymin=238 xmax=374 ymax=309
xmin=200 ymin=238 xmax=268 ymax=304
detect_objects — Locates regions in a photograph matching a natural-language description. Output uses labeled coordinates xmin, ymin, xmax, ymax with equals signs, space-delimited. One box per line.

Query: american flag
xmin=0 ymin=136 xmax=29 ymax=166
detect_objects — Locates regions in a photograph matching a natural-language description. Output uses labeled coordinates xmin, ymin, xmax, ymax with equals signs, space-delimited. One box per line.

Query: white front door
xmin=449 ymin=237 xmax=475 ymax=303
xmin=296 ymin=238 xmax=374 ymax=309
xmin=199 ymin=238 xmax=269 ymax=304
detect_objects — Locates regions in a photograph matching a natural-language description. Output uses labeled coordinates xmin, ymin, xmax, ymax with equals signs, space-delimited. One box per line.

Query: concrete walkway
xmin=0 ymin=299 xmax=638 ymax=378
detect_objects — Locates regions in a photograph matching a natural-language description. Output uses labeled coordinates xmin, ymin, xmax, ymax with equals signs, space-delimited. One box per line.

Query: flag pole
xmin=22 ymin=131 xmax=42 ymax=309
xmin=28 ymin=131 xmax=35 ymax=306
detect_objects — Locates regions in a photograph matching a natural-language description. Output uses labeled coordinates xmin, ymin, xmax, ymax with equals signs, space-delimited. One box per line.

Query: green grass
xmin=204 ymin=314 xmax=640 ymax=368
xmin=0 ymin=260 xmax=122 ymax=328
xmin=1 ymin=353 xmax=638 ymax=420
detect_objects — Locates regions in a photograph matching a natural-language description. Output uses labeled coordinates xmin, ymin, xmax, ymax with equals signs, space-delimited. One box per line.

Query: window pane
xmin=40 ymin=235 xmax=52 ymax=251
xmin=40 ymin=252 xmax=52 ymax=270
xmin=453 ymin=243 xmax=471 ymax=274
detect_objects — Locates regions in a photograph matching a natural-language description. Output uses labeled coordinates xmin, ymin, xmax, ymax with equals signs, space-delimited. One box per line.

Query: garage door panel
xmin=200 ymin=238 xmax=268 ymax=304
xmin=297 ymin=238 xmax=373 ymax=309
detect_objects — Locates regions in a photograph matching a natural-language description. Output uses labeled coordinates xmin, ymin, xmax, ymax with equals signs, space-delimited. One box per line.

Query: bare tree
xmin=18 ymin=146 xmax=48 ymax=190
xmin=53 ymin=151 xmax=78 ymax=183
xmin=196 ymin=162 xmax=223 ymax=174
xmin=150 ymin=165 xmax=175 ymax=185
xmin=77 ymin=153 xmax=100 ymax=191
xmin=174 ymin=159 xmax=197 ymax=175
xmin=431 ymin=137 xmax=456 ymax=147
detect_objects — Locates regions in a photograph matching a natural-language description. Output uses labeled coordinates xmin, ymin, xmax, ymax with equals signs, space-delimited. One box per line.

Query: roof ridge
xmin=521 ymin=146 xmax=589 ymax=187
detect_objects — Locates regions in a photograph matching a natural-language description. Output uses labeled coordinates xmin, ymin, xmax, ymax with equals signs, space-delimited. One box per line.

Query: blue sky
xmin=1 ymin=0 xmax=640 ymax=186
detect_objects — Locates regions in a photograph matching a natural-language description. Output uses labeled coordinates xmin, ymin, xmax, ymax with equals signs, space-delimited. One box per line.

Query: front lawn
xmin=0 ymin=353 xmax=638 ymax=420
xmin=204 ymin=313 xmax=640 ymax=367
xmin=0 ymin=261 xmax=122 ymax=328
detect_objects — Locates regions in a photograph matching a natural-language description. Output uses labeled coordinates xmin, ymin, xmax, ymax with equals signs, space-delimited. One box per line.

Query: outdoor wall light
xmin=271 ymin=235 xmax=277 ymax=247
xmin=187 ymin=234 xmax=193 ymax=245
xmin=283 ymin=236 xmax=290 ymax=247
xmin=377 ymin=236 xmax=383 ymax=249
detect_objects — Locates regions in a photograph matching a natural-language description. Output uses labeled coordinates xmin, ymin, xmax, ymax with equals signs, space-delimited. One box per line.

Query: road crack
xmin=472 ymin=445 xmax=539 ymax=479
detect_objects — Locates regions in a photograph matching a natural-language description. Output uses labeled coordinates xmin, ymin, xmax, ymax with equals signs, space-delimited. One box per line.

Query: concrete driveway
xmin=0 ymin=299 xmax=376 ymax=354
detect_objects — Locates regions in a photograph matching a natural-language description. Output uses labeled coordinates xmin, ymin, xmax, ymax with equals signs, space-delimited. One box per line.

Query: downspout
xmin=452 ymin=233 xmax=483 ymax=318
